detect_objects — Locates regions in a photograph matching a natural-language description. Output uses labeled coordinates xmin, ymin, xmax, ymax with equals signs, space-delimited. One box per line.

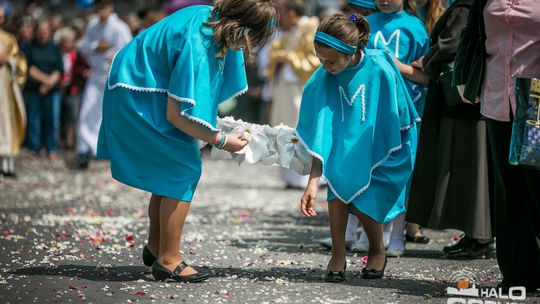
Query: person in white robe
xmin=265 ymin=0 xmax=319 ymax=188
xmin=75 ymin=0 xmax=131 ymax=169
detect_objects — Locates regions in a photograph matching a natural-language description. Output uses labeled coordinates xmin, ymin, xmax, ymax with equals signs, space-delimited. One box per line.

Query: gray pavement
xmin=1 ymin=152 xmax=539 ymax=303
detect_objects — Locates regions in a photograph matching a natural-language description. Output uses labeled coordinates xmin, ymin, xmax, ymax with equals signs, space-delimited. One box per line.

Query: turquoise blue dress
xmin=366 ymin=11 xmax=429 ymax=117
xmin=296 ymin=50 xmax=420 ymax=223
xmin=97 ymin=5 xmax=247 ymax=201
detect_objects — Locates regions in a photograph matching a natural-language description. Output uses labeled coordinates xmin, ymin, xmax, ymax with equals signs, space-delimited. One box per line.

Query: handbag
xmin=509 ymin=78 xmax=540 ymax=170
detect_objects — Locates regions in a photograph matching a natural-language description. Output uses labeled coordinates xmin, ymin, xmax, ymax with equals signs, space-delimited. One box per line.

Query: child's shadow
xmin=10 ymin=265 xmax=448 ymax=299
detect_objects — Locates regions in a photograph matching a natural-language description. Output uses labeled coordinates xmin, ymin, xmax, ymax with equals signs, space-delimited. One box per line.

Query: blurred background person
xmin=22 ymin=19 xmax=64 ymax=160
xmin=137 ymin=6 xmax=167 ymax=35
xmin=406 ymin=0 xmax=496 ymax=260
xmin=73 ymin=0 xmax=131 ymax=169
xmin=55 ymin=26 xmax=80 ymax=150
xmin=453 ymin=0 xmax=540 ymax=292
xmin=16 ymin=16 xmax=34 ymax=50
xmin=0 ymin=6 xmax=27 ymax=177
xmin=266 ymin=0 xmax=319 ymax=189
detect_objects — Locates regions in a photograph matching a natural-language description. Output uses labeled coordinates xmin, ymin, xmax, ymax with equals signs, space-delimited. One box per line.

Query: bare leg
xmin=352 ymin=207 xmax=386 ymax=270
xmin=327 ymin=199 xmax=350 ymax=272
xmin=157 ymin=197 xmax=197 ymax=275
xmin=147 ymin=194 xmax=162 ymax=255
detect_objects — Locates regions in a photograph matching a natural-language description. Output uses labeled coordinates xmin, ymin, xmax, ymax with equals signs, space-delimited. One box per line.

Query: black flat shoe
xmin=142 ymin=245 xmax=157 ymax=267
xmin=362 ymin=256 xmax=387 ymax=279
xmin=152 ymin=261 xmax=209 ymax=283
xmin=325 ymin=263 xmax=346 ymax=283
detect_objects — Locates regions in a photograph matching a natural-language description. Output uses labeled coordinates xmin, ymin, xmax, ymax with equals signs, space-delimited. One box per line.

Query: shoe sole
xmin=445 ymin=251 xmax=497 ymax=260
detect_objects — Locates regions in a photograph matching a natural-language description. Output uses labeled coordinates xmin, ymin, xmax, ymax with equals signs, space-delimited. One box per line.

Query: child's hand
xmin=222 ymin=132 xmax=248 ymax=153
xmin=300 ymin=184 xmax=318 ymax=217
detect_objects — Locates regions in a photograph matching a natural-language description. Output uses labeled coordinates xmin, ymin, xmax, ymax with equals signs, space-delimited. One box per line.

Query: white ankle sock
xmin=345 ymin=214 xmax=359 ymax=241
xmin=388 ymin=213 xmax=406 ymax=250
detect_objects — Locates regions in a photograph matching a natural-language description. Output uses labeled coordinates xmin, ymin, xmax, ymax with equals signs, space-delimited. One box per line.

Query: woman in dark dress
xmin=405 ymin=0 xmax=496 ymax=259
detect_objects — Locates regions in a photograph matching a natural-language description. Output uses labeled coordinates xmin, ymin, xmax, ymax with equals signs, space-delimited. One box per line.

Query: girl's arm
xmin=392 ymin=57 xmax=430 ymax=85
xmin=300 ymin=156 xmax=322 ymax=217
xmin=166 ymin=98 xmax=248 ymax=152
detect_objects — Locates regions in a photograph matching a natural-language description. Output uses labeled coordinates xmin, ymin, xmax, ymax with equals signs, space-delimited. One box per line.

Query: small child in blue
xmin=97 ymin=0 xmax=277 ymax=283
xmin=343 ymin=0 xmax=431 ymax=257
xmin=297 ymin=13 xmax=419 ymax=282
xmin=366 ymin=0 xmax=430 ymax=113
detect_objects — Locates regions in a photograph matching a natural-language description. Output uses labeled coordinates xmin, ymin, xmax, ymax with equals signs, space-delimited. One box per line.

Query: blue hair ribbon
xmin=314 ymin=32 xmax=357 ymax=55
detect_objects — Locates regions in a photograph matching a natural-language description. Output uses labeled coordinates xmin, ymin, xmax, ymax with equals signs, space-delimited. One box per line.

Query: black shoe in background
xmin=446 ymin=240 xmax=496 ymax=259
xmin=443 ymin=235 xmax=475 ymax=254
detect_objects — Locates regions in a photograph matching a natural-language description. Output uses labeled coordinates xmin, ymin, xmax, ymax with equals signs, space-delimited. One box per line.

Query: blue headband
xmin=314 ymin=32 xmax=357 ymax=55
xmin=347 ymin=0 xmax=377 ymax=9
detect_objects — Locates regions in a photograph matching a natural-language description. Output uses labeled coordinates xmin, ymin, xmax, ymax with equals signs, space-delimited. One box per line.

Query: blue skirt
xmin=326 ymin=126 xmax=417 ymax=223
xmin=97 ymin=87 xmax=202 ymax=202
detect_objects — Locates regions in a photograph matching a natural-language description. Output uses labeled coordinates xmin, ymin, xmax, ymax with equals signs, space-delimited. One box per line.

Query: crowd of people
xmin=0 ymin=0 xmax=538 ymax=292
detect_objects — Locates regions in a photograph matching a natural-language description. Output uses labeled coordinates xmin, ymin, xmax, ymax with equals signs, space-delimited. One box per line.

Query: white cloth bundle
xmin=204 ymin=117 xmax=313 ymax=175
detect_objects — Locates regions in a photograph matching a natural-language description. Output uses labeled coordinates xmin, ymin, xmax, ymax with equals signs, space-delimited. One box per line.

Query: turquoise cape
xmin=366 ymin=11 xmax=430 ymax=116
xmin=296 ymin=50 xmax=420 ymax=223
xmin=97 ymin=5 xmax=247 ymax=201
xmin=107 ymin=5 xmax=247 ymax=131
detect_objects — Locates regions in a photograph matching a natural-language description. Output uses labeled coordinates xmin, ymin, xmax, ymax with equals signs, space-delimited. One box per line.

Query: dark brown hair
xmin=206 ymin=0 xmax=278 ymax=58
xmin=315 ymin=13 xmax=370 ymax=54
xmin=403 ymin=0 xmax=419 ymax=17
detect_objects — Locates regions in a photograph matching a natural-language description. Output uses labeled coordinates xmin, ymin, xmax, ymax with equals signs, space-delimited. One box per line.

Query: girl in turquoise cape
xmin=297 ymin=13 xmax=419 ymax=282
xmin=97 ymin=0 xmax=277 ymax=283
xmin=345 ymin=0 xmax=430 ymax=258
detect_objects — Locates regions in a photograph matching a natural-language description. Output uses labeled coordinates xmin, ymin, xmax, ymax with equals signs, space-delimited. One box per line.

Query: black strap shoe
xmin=152 ymin=261 xmax=209 ymax=283
xmin=361 ymin=256 xmax=387 ymax=279
xmin=142 ymin=245 xmax=157 ymax=267
xmin=325 ymin=263 xmax=346 ymax=283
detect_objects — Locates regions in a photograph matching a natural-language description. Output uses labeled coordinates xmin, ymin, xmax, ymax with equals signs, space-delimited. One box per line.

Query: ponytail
xmin=349 ymin=14 xmax=370 ymax=51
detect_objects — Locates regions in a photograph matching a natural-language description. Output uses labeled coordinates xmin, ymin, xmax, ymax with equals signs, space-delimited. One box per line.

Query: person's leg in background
xmin=487 ymin=118 xmax=540 ymax=291
xmin=23 ymin=92 xmax=42 ymax=156
xmin=43 ymin=91 xmax=62 ymax=160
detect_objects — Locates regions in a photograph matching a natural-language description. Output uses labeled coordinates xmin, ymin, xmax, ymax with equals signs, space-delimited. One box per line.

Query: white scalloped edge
xmin=400 ymin=118 xmax=422 ymax=131
xmin=108 ymin=70 xmax=248 ymax=131
xmin=295 ymin=131 xmax=403 ymax=205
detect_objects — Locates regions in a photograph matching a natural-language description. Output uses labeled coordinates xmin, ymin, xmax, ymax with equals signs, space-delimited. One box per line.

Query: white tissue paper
xmin=205 ymin=117 xmax=312 ymax=175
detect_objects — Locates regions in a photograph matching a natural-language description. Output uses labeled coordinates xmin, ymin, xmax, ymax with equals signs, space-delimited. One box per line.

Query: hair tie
xmin=348 ymin=14 xmax=360 ymax=23
xmin=269 ymin=17 xmax=276 ymax=30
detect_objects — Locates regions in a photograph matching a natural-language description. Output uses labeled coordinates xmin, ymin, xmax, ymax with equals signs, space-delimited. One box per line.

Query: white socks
xmin=345 ymin=214 xmax=359 ymax=242
xmin=1 ymin=157 xmax=14 ymax=174
xmin=388 ymin=213 xmax=406 ymax=251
